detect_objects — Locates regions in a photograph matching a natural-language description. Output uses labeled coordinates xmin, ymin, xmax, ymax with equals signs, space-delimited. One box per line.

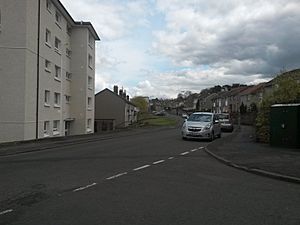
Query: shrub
xmin=256 ymin=72 xmax=300 ymax=142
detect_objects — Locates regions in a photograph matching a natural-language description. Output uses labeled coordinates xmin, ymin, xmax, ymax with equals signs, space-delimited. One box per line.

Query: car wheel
xmin=182 ymin=136 xmax=187 ymax=140
xmin=218 ymin=132 xmax=222 ymax=138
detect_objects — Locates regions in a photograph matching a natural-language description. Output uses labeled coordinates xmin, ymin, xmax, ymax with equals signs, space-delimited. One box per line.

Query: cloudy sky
xmin=61 ymin=0 xmax=300 ymax=98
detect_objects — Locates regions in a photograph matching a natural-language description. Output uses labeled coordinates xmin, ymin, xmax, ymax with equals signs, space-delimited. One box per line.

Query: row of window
xmin=44 ymin=59 xmax=94 ymax=88
xmin=46 ymin=0 xmax=94 ymax=49
xmin=44 ymin=91 xmax=66 ymax=107
xmin=44 ymin=90 xmax=93 ymax=109
xmin=45 ymin=29 xmax=93 ymax=69
xmin=46 ymin=0 xmax=64 ymax=30
xmin=45 ymin=28 xmax=71 ymax=56
xmin=45 ymin=60 xmax=71 ymax=80
xmin=43 ymin=119 xmax=92 ymax=136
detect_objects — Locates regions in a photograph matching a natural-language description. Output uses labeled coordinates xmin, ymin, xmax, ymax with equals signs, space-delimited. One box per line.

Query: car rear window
xmin=218 ymin=114 xmax=229 ymax=119
xmin=187 ymin=114 xmax=212 ymax=122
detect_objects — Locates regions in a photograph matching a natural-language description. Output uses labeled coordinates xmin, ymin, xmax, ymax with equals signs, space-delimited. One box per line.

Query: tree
xmin=256 ymin=74 xmax=300 ymax=142
xmin=250 ymin=102 xmax=257 ymax=112
xmin=240 ymin=102 xmax=247 ymax=114
xmin=131 ymin=96 xmax=149 ymax=113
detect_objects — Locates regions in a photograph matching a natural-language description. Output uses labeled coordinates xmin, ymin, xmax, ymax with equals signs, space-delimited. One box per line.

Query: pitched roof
xmin=95 ymin=88 xmax=137 ymax=107
xmin=239 ymin=83 xmax=266 ymax=96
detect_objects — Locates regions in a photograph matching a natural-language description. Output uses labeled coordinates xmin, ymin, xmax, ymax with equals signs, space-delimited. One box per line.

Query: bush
xmin=256 ymin=73 xmax=300 ymax=142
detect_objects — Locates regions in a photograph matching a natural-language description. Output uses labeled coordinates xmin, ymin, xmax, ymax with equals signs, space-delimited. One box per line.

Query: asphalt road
xmin=0 ymin=127 xmax=300 ymax=225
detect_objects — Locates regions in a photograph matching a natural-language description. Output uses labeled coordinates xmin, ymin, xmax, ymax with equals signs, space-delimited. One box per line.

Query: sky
xmin=61 ymin=0 xmax=300 ymax=99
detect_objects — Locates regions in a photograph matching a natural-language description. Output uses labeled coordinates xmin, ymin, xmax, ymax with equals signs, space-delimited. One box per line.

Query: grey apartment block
xmin=0 ymin=0 xmax=100 ymax=143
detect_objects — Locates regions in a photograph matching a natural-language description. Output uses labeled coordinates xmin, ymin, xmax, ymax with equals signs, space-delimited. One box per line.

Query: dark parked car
xmin=217 ymin=113 xmax=233 ymax=132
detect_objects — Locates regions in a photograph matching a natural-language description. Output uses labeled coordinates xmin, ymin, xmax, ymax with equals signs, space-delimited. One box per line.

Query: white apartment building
xmin=0 ymin=0 xmax=100 ymax=143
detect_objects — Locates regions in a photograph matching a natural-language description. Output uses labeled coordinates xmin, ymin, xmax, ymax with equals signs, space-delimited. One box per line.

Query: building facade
xmin=95 ymin=87 xmax=138 ymax=132
xmin=0 ymin=0 xmax=100 ymax=143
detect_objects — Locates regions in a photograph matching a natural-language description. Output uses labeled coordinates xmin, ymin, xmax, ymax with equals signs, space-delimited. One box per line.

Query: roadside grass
xmin=138 ymin=113 xmax=177 ymax=127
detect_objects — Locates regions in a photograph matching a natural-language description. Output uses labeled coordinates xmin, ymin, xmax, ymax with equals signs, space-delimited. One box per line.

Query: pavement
xmin=205 ymin=125 xmax=300 ymax=184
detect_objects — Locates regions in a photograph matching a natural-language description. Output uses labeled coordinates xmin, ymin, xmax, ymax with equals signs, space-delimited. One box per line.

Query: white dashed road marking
xmin=133 ymin=165 xmax=151 ymax=171
xmin=153 ymin=160 xmax=165 ymax=165
xmin=106 ymin=172 xmax=128 ymax=180
xmin=73 ymin=182 xmax=97 ymax=192
xmin=180 ymin=151 xmax=190 ymax=156
xmin=0 ymin=209 xmax=13 ymax=216
xmin=69 ymin=148 xmax=202 ymax=194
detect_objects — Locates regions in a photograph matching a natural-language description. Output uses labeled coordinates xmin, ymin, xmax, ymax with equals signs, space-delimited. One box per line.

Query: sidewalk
xmin=206 ymin=125 xmax=300 ymax=183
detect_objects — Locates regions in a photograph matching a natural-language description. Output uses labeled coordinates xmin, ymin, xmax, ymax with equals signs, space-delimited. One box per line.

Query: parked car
xmin=181 ymin=112 xmax=221 ymax=141
xmin=155 ymin=110 xmax=166 ymax=116
xmin=217 ymin=113 xmax=234 ymax=132
xmin=182 ymin=113 xmax=189 ymax=119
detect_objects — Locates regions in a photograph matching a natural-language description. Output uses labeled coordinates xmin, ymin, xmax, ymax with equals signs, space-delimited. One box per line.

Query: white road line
xmin=198 ymin=147 xmax=204 ymax=149
xmin=0 ymin=209 xmax=13 ymax=216
xmin=180 ymin=151 xmax=190 ymax=156
xmin=133 ymin=165 xmax=150 ymax=171
xmin=168 ymin=157 xmax=174 ymax=160
xmin=191 ymin=149 xmax=198 ymax=152
xmin=153 ymin=160 xmax=165 ymax=165
xmin=73 ymin=182 xmax=97 ymax=192
xmin=106 ymin=172 xmax=128 ymax=180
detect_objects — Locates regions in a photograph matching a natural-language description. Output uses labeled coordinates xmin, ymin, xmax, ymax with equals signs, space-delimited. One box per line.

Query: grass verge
xmin=138 ymin=113 xmax=177 ymax=127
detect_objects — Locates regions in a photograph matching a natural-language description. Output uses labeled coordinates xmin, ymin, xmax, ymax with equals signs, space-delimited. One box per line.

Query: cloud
xmin=153 ymin=0 xmax=300 ymax=76
xmin=61 ymin=0 xmax=152 ymax=40
xmin=60 ymin=0 xmax=300 ymax=99
xmin=130 ymin=68 xmax=271 ymax=98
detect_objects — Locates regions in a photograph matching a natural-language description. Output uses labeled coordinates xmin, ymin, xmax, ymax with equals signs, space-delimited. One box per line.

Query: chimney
xmin=119 ymin=89 xmax=123 ymax=96
xmin=126 ymin=95 xmax=129 ymax=101
xmin=113 ymin=85 xmax=118 ymax=94
xmin=123 ymin=90 xmax=126 ymax=99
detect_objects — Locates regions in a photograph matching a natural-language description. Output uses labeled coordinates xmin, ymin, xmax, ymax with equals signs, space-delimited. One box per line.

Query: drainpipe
xmin=36 ymin=0 xmax=41 ymax=139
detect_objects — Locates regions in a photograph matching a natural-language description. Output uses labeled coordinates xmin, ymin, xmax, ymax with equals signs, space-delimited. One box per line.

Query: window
xmin=67 ymin=25 xmax=72 ymax=35
xmin=46 ymin=0 xmax=52 ymax=12
xmin=65 ymin=95 xmax=71 ymax=104
xmin=87 ymin=119 xmax=92 ymax=128
xmin=55 ymin=65 xmax=61 ymax=80
xmin=54 ymin=92 xmax=61 ymax=107
xmin=88 ymin=33 xmax=93 ymax=48
xmin=55 ymin=11 xmax=61 ymax=26
xmin=66 ymin=48 xmax=71 ymax=57
xmin=44 ymin=90 xmax=50 ymax=106
xmin=45 ymin=29 xmax=51 ymax=46
xmin=88 ymin=55 xmax=93 ymax=69
xmin=45 ymin=60 xmax=51 ymax=72
xmin=87 ymin=97 xmax=92 ymax=109
xmin=44 ymin=121 xmax=50 ymax=136
xmin=87 ymin=119 xmax=92 ymax=132
xmin=66 ymin=72 xmax=72 ymax=80
xmin=54 ymin=37 xmax=61 ymax=53
xmin=88 ymin=76 xmax=93 ymax=89
xmin=53 ymin=120 xmax=60 ymax=134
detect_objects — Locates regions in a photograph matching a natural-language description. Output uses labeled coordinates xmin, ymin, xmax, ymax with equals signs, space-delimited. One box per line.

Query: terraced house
xmin=0 ymin=0 xmax=100 ymax=143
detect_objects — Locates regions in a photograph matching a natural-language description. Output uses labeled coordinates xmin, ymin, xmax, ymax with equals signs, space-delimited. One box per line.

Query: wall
xmin=0 ymin=0 xmax=38 ymax=142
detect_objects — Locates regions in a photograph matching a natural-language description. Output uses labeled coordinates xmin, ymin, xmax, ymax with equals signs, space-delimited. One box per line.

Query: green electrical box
xmin=270 ymin=104 xmax=300 ymax=149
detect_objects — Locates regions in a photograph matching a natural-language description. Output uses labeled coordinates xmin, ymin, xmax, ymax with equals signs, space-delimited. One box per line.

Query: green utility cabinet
xmin=270 ymin=104 xmax=300 ymax=148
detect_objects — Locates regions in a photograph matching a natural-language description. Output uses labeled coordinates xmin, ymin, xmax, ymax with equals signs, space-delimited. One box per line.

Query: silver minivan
xmin=181 ymin=112 xmax=221 ymax=141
